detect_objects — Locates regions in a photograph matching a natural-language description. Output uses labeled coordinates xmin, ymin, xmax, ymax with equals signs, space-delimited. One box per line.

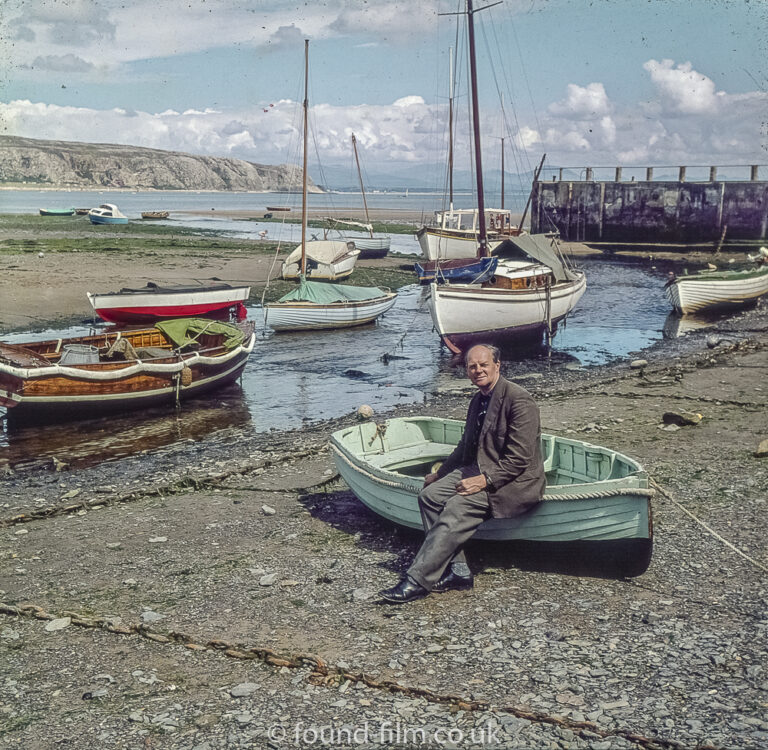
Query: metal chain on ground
xmin=0 ymin=601 xmax=721 ymax=750
xmin=651 ymin=479 xmax=768 ymax=575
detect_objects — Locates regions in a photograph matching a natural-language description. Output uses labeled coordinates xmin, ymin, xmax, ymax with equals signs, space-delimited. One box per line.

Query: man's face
xmin=466 ymin=346 xmax=500 ymax=392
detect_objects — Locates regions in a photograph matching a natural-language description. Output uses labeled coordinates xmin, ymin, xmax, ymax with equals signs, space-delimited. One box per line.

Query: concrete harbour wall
xmin=531 ymin=170 xmax=768 ymax=247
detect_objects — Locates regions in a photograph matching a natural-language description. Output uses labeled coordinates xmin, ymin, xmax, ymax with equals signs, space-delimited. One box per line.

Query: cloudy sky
xmin=1 ymin=0 xmax=765 ymax=185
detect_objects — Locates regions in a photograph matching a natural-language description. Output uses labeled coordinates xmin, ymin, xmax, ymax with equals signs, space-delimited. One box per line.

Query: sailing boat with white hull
xmin=264 ymin=41 xmax=397 ymax=333
xmin=416 ymin=45 xmax=519 ymax=271
xmin=426 ymin=0 xmax=586 ymax=354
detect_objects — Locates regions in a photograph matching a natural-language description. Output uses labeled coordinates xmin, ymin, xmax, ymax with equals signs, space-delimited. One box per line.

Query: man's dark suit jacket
xmin=435 ymin=376 xmax=546 ymax=517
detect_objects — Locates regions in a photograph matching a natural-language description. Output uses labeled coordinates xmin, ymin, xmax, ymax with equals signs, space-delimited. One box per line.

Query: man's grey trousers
xmin=406 ymin=467 xmax=491 ymax=590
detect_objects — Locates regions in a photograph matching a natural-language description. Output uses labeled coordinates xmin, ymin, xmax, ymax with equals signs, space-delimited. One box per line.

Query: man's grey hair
xmin=464 ymin=343 xmax=501 ymax=365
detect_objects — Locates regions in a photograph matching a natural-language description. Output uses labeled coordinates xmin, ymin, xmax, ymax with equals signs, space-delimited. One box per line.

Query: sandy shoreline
xmin=0 ymin=229 xmax=406 ymax=333
xmin=176 ymin=207 xmax=439 ymax=223
xmin=0 ymin=212 xmax=751 ymax=334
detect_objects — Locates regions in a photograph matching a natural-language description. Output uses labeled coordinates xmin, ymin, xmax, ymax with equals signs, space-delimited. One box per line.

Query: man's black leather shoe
xmin=432 ymin=569 xmax=474 ymax=593
xmin=378 ymin=578 xmax=429 ymax=604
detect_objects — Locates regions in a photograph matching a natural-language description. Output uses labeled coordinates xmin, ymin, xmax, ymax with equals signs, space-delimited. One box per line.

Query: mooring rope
xmin=652 ymin=479 xmax=768 ymax=574
xmin=330 ymin=446 xmax=655 ymax=502
xmin=0 ymin=601 xmax=721 ymax=750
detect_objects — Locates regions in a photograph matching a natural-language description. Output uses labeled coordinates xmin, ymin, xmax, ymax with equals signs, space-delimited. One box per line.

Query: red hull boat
xmin=87 ymin=282 xmax=251 ymax=324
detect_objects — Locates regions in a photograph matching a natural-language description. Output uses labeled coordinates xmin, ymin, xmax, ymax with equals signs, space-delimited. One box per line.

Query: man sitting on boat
xmin=379 ymin=344 xmax=546 ymax=604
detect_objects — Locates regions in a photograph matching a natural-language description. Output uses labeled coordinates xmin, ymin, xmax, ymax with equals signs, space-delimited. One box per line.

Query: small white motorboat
xmin=664 ymin=249 xmax=768 ymax=314
xmin=89 ymin=203 xmax=129 ymax=225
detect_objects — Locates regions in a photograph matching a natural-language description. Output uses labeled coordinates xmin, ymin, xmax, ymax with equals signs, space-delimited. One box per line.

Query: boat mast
xmin=448 ymin=46 xmax=454 ymax=211
xmin=351 ymin=133 xmax=373 ymax=238
xmin=300 ymin=39 xmax=309 ymax=278
xmin=499 ymin=92 xmax=505 ymax=211
xmin=467 ymin=0 xmax=487 ymax=258
xmin=500 ymin=136 xmax=505 ymax=210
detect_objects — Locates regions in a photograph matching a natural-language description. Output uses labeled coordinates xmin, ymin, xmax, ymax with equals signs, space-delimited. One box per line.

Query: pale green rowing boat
xmin=331 ymin=417 xmax=653 ymax=570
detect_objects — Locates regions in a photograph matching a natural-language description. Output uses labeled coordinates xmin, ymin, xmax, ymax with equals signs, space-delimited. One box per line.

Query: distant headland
xmin=0 ymin=135 xmax=318 ymax=193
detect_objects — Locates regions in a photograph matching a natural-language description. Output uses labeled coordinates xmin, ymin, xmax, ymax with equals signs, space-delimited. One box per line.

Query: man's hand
xmin=423 ymin=472 xmax=440 ymax=487
xmin=455 ymin=473 xmax=488 ymax=495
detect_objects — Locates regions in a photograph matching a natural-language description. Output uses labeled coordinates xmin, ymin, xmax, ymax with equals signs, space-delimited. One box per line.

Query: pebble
xmin=754 ymin=439 xmax=768 ymax=457
xmin=230 ymin=683 xmax=258 ymax=698
xmin=140 ymin=610 xmax=164 ymax=623
xmin=259 ymin=573 xmax=278 ymax=586
xmin=44 ymin=617 xmax=71 ymax=632
xmin=261 ymin=505 xmax=276 ymax=515
xmin=82 ymin=688 xmax=108 ymax=700
xmin=663 ymin=410 xmax=703 ymax=426
xmin=630 ymin=359 xmax=648 ymax=369
xmin=148 ymin=536 xmax=168 ymax=543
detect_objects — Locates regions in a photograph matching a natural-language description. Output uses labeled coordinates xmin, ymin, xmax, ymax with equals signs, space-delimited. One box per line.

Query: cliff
xmin=0 ymin=135 xmax=316 ymax=192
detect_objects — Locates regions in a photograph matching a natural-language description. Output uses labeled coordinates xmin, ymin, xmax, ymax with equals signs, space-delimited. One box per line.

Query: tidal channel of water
xmin=1 ymin=258 xmax=704 ymax=472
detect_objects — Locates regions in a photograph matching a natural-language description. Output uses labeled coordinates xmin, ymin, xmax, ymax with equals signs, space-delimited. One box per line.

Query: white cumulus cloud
xmin=643 ymin=59 xmax=723 ymax=115
xmin=548 ymin=83 xmax=612 ymax=120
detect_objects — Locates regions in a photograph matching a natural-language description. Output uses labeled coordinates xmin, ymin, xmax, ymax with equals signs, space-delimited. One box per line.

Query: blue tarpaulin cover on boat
xmin=277 ymin=277 xmax=387 ymax=304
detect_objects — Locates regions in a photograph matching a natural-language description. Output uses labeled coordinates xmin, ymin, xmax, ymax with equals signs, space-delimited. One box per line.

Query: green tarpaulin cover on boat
xmin=277 ymin=277 xmax=387 ymax=304
xmin=154 ymin=318 xmax=246 ymax=350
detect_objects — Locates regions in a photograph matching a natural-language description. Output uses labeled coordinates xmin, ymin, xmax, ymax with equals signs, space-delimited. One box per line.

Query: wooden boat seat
xmin=366 ymin=442 xmax=454 ymax=470
xmin=0 ymin=342 xmax=51 ymax=368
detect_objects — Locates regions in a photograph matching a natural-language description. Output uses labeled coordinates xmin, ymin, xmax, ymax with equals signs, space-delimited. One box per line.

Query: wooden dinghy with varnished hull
xmin=0 ymin=319 xmax=255 ymax=422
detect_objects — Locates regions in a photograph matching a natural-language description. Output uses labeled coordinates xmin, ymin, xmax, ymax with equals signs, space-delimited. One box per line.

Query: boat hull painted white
xmin=264 ymin=293 xmax=397 ymax=331
xmin=416 ymin=227 xmax=503 ymax=261
xmin=664 ymin=269 xmax=768 ymax=314
xmin=353 ymin=237 xmax=390 ymax=253
xmin=87 ymin=286 xmax=250 ymax=323
xmin=281 ymin=240 xmax=360 ymax=281
xmin=427 ymin=272 xmax=587 ymax=352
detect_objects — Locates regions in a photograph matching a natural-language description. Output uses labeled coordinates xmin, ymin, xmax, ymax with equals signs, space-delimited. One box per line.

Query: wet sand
xmin=0 ymin=209 xmax=751 ymax=333
xmin=176 ymin=207 xmax=438 ymax=223
xmin=0 ymin=235 xmax=405 ymax=333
